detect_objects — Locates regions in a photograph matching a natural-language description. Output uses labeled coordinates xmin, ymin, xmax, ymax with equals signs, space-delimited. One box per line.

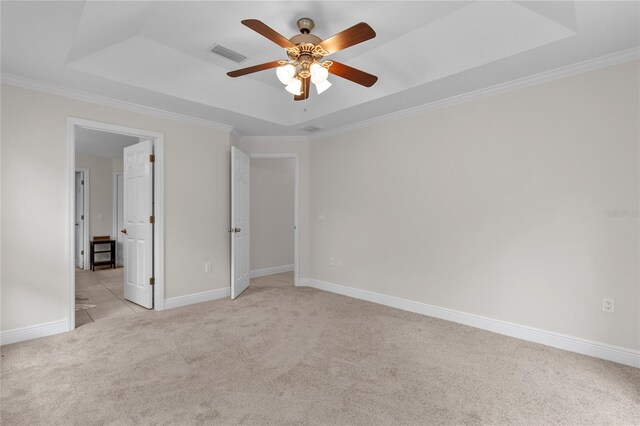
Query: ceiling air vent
xmin=303 ymin=125 xmax=322 ymax=133
xmin=210 ymin=44 xmax=247 ymax=64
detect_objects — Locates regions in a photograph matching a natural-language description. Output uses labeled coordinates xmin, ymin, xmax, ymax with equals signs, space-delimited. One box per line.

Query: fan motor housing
xmin=289 ymin=33 xmax=322 ymax=46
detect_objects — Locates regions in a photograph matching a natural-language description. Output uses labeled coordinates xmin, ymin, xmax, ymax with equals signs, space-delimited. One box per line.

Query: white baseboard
xmin=164 ymin=287 xmax=230 ymax=310
xmin=298 ymin=278 xmax=640 ymax=368
xmin=250 ymin=264 xmax=294 ymax=279
xmin=0 ymin=320 xmax=69 ymax=346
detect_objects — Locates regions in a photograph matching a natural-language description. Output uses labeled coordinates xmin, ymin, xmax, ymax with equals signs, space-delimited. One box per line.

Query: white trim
xmin=2 ymin=74 xmax=233 ymax=133
xmin=298 ymin=278 xmax=640 ymax=368
xmin=248 ymin=153 xmax=300 ymax=286
xmin=68 ymin=118 xmax=166 ymax=335
xmin=153 ymin=136 xmax=166 ymax=311
xmin=75 ymin=168 xmax=90 ymax=270
xmin=250 ymin=264 xmax=294 ymax=279
xmin=0 ymin=320 xmax=69 ymax=346
xmin=112 ymin=171 xmax=124 ymax=267
xmin=165 ymin=288 xmax=230 ymax=310
xmin=240 ymin=136 xmax=308 ymax=144
xmin=308 ymin=47 xmax=640 ymax=141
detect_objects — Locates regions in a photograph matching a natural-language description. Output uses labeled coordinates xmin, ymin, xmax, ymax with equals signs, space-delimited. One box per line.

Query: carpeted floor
xmin=1 ymin=272 xmax=638 ymax=425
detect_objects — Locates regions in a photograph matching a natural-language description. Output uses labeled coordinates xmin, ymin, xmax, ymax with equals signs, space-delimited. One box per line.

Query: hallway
xmin=75 ymin=268 xmax=148 ymax=327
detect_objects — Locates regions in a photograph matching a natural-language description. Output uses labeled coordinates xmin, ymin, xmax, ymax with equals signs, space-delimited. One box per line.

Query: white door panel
xmin=123 ymin=140 xmax=153 ymax=309
xmin=231 ymin=146 xmax=250 ymax=299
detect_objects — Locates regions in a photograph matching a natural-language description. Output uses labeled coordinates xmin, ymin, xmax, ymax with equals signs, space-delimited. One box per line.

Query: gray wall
xmin=1 ymin=84 xmax=230 ymax=331
xmin=75 ymin=155 xmax=123 ymax=240
xmin=308 ymin=60 xmax=640 ymax=350
xmin=250 ymin=158 xmax=295 ymax=271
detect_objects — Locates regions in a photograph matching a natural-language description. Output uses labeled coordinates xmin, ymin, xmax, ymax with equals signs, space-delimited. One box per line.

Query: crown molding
xmin=1 ymin=73 xmax=234 ymax=133
xmin=239 ymin=135 xmax=309 ymax=143
xmin=4 ymin=47 xmax=638 ymax=141
xmin=308 ymin=47 xmax=640 ymax=142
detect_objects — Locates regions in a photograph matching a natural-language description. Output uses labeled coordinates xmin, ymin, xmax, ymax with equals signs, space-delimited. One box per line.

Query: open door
xmin=230 ymin=146 xmax=250 ymax=299
xmin=75 ymin=171 xmax=85 ymax=268
xmin=122 ymin=139 xmax=154 ymax=309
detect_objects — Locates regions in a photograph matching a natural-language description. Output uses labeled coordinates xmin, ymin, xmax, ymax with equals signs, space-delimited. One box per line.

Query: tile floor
xmin=75 ymin=269 xmax=294 ymax=328
xmin=75 ymin=267 xmax=149 ymax=327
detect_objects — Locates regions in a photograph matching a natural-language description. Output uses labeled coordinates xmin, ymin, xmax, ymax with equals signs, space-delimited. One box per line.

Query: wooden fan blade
xmin=294 ymin=77 xmax=311 ymax=101
xmin=242 ymin=19 xmax=295 ymax=49
xmin=318 ymin=22 xmax=376 ymax=55
xmin=328 ymin=61 xmax=378 ymax=87
xmin=227 ymin=60 xmax=282 ymax=77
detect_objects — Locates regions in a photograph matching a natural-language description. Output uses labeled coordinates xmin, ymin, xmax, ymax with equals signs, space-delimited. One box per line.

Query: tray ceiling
xmin=2 ymin=1 xmax=639 ymax=137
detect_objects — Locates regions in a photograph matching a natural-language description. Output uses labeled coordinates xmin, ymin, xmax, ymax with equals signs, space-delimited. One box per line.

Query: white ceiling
xmin=75 ymin=127 xmax=139 ymax=158
xmin=2 ymin=1 xmax=639 ymax=137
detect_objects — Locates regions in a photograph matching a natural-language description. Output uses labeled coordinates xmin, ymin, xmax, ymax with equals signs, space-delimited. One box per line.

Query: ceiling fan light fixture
xmin=276 ymin=64 xmax=296 ymax=85
xmin=285 ymin=77 xmax=303 ymax=95
xmin=315 ymin=79 xmax=332 ymax=94
xmin=227 ymin=19 xmax=378 ymax=101
xmin=310 ymin=63 xmax=329 ymax=84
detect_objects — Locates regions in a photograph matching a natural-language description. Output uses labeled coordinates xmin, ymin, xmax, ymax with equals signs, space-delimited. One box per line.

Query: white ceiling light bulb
xmin=285 ymin=77 xmax=303 ymax=95
xmin=276 ymin=64 xmax=295 ymax=85
xmin=310 ymin=63 xmax=329 ymax=85
xmin=315 ymin=79 xmax=332 ymax=94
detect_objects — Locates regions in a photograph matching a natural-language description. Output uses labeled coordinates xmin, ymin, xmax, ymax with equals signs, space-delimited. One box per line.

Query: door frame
xmin=67 ymin=117 xmax=166 ymax=332
xmin=75 ymin=168 xmax=90 ymax=270
xmin=248 ymin=153 xmax=300 ymax=285
xmin=112 ymin=171 xmax=124 ymax=267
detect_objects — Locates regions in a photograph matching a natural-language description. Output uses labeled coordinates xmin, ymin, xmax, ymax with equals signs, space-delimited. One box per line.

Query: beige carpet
xmin=1 ymin=272 xmax=638 ymax=425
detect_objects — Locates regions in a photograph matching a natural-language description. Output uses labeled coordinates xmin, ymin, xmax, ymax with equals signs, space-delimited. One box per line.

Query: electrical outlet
xmin=328 ymin=256 xmax=336 ymax=266
xmin=205 ymin=262 xmax=212 ymax=273
xmin=602 ymin=298 xmax=614 ymax=313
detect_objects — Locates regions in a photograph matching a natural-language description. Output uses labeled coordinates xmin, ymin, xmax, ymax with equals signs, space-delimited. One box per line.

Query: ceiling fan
xmin=227 ymin=18 xmax=378 ymax=101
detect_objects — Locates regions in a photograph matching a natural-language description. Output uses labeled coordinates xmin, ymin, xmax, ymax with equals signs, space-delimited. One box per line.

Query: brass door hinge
xmin=149 ymin=154 xmax=155 ymax=163
xmin=149 ymin=277 xmax=155 ymax=286
xmin=150 ymin=215 xmax=155 ymax=224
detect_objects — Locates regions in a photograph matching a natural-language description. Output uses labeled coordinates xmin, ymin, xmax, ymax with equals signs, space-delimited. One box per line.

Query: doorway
xmin=229 ymin=150 xmax=300 ymax=299
xmin=67 ymin=118 xmax=165 ymax=331
xmin=250 ymin=157 xmax=295 ymax=278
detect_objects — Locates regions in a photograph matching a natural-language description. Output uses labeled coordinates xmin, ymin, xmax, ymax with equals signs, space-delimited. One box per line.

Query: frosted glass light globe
xmin=276 ymin=64 xmax=295 ymax=85
xmin=285 ymin=77 xmax=303 ymax=95
xmin=315 ymin=79 xmax=332 ymax=94
xmin=310 ymin=63 xmax=329 ymax=84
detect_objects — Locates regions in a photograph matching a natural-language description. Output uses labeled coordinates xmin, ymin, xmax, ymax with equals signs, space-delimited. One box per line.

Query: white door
xmin=123 ymin=140 xmax=154 ymax=309
xmin=115 ymin=173 xmax=124 ymax=267
xmin=230 ymin=146 xmax=250 ymax=299
xmin=75 ymin=171 xmax=85 ymax=268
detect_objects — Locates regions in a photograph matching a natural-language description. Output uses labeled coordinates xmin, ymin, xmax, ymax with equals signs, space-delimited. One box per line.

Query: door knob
xmin=235 ymin=227 xmax=241 ymax=233
xmin=121 ymin=228 xmax=127 ymax=234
